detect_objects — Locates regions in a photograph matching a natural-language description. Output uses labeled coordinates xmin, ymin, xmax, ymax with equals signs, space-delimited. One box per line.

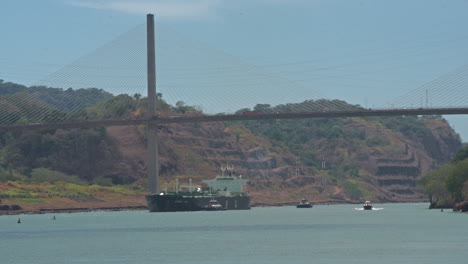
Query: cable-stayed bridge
xmin=1 ymin=14 xmax=467 ymax=194
xmin=1 ymin=17 xmax=468 ymax=128
xmin=1 ymin=16 xmax=468 ymax=132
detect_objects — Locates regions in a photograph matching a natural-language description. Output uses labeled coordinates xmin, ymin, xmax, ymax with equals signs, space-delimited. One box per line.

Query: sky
xmin=0 ymin=0 xmax=468 ymax=140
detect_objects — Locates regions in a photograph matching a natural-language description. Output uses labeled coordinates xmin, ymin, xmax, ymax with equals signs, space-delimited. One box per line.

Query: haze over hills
xmin=0 ymin=81 xmax=463 ymax=210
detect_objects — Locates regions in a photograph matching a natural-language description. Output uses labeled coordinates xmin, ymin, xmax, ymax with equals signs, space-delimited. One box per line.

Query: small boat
xmin=363 ymin=201 xmax=373 ymax=210
xmin=296 ymin=198 xmax=313 ymax=208
xmin=204 ymin=199 xmax=226 ymax=211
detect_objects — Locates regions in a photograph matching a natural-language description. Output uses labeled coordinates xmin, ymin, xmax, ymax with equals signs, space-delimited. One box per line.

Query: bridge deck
xmin=1 ymin=108 xmax=467 ymax=132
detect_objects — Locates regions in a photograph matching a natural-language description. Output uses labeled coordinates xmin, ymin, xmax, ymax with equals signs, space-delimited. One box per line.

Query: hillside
xmin=0 ymin=82 xmax=463 ymax=211
xmin=0 ymin=80 xmax=113 ymax=112
xmin=135 ymin=116 xmax=460 ymax=205
xmin=99 ymin=111 xmax=462 ymax=205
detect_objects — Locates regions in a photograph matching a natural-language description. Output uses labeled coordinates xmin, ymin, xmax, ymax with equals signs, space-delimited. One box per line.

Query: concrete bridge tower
xmin=146 ymin=14 xmax=159 ymax=193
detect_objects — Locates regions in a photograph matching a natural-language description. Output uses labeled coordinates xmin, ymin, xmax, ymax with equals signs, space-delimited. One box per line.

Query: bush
xmin=94 ymin=177 xmax=113 ymax=187
xmin=29 ymin=168 xmax=85 ymax=184
xmin=366 ymin=135 xmax=388 ymax=147
xmin=342 ymin=180 xmax=365 ymax=200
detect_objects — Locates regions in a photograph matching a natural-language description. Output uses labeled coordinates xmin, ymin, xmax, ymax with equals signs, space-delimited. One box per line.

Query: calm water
xmin=0 ymin=203 xmax=467 ymax=264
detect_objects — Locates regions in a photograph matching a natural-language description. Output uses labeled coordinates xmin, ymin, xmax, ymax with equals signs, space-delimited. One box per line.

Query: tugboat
xmin=363 ymin=201 xmax=373 ymax=210
xmin=296 ymin=198 xmax=313 ymax=208
xmin=204 ymin=199 xmax=226 ymax=211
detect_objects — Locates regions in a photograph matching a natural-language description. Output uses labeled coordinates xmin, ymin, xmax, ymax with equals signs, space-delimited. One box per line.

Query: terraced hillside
xmin=105 ymin=116 xmax=461 ymax=205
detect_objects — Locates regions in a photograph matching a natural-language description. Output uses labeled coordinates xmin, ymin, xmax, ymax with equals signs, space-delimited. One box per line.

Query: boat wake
xmin=354 ymin=208 xmax=384 ymax=211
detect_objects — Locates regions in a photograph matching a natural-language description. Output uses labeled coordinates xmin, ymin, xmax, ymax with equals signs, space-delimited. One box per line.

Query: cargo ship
xmin=146 ymin=166 xmax=250 ymax=212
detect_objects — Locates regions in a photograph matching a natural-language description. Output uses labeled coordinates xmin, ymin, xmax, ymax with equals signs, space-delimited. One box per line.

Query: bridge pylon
xmin=146 ymin=14 xmax=159 ymax=194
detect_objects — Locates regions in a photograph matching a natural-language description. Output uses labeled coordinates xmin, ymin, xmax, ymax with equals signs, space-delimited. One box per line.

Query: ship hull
xmin=146 ymin=194 xmax=251 ymax=212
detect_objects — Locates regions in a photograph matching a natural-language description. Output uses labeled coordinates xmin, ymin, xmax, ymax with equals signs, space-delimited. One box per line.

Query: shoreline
xmin=0 ymin=205 xmax=148 ymax=216
xmin=0 ymin=201 xmax=435 ymax=216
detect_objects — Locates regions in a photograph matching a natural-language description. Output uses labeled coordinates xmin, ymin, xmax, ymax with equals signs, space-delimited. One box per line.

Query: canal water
xmin=0 ymin=203 xmax=466 ymax=264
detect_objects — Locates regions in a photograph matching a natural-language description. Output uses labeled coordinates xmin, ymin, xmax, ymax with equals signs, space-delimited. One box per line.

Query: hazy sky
xmin=1 ymin=0 xmax=467 ymax=140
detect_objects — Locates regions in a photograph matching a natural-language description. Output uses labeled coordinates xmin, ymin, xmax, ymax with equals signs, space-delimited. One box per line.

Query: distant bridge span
xmin=1 ymin=107 xmax=467 ymax=132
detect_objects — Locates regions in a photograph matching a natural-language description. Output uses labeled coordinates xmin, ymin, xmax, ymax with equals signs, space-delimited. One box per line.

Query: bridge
xmin=1 ymin=14 xmax=467 ymax=131
xmin=1 ymin=14 xmax=467 ymax=193
xmin=1 ymin=15 xmax=467 ymax=132
xmin=1 ymin=107 xmax=468 ymax=132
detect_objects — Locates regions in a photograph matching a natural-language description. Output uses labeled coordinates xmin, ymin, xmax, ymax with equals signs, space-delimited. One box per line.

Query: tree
xmin=446 ymin=160 xmax=468 ymax=202
xmin=254 ymin=104 xmax=271 ymax=113
xmin=420 ymin=163 xmax=454 ymax=206
xmin=133 ymin=93 xmax=142 ymax=101
xmin=453 ymin=145 xmax=468 ymax=163
xmin=175 ymin=101 xmax=185 ymax=108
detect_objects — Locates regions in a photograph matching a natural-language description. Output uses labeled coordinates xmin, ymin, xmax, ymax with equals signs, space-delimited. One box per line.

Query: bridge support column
xmin=147 ymin=14 xmax=158 ymax=193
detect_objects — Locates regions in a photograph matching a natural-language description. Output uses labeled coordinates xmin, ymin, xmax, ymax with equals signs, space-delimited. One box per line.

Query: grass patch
xmin=0 ymin=181 xmax=143 ymax=200
xmin=10 ymin=198 xmax=44 ymax=204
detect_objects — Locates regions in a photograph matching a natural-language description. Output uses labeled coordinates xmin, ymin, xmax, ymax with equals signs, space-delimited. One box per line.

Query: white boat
xmin=363 ymin=201 xmax=373 ymax=210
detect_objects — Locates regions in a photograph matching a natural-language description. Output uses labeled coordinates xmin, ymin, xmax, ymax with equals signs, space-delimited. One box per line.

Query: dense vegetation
xmin=421 ymin=145 xmax=468 ymax=207
xmin=0 ymin=83 xmax=149 ymax=204
xmin=0 ymin=79 xmax=113 ymax=112
xmin=0 ymin=80 xmax=195 ymax=188
xmin=0 ymin=81 xmax=128 ymax=187
xmin=0 ymin=128 xmax=113 ymax=182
